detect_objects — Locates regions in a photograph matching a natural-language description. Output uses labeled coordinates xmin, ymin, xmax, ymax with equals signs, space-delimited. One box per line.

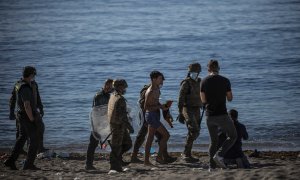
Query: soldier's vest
xmin=181 ymin=78 xmax=202 ymax=107
xmin=14 ymin=80 xmax=32 ymax=113
xmin=107 ymin=92 xmax=126 ymax=125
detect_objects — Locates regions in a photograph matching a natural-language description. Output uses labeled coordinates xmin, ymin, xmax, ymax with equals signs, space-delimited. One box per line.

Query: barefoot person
xmin=200 ymin=60 xmax=237 ymax=169
xmin=144 ymin=71 xmax=170 ymax=166
xmin=131 ymin=84 xmax=176 ymax=164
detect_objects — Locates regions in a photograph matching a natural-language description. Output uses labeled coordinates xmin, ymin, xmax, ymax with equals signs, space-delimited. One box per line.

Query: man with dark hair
xmin=143 ymin=71 xmax=170 ymax=166
xmin=85 ymin=79 xmax=113 ymax=170
xmin=218 ymin=109 xmax=250 ymax=168
xmin=131 ymin=82 xmax=176 ymax=164
xmin=9 ymin=67 xmax=47 ymax=154
xmin=4 ymin=66 xmax=40 ymax=170
xmin=200 ymin=60 xmax=237 ymax=170
xmin=107 ymin=79 xmax=133 ymax=173
xmin=177 ymin=63 xmax=203 ymax=163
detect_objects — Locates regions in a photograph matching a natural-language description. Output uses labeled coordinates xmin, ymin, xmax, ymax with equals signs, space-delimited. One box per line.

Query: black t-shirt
xmin=17 ymin=85 xmax=34 ymax=113
xmin=200 ymin=74 xmax=231 ymax=116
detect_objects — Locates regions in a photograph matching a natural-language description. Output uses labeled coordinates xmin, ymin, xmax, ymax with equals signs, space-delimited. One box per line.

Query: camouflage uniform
xmin=178 ymin=64 xmax=202 ymax=157
xmin=108 ymin=91 xmax=132 ymax=171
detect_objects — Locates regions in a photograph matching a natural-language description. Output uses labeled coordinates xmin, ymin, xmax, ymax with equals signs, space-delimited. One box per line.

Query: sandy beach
xmin=0 ymin=150 xmax=299 ymax=180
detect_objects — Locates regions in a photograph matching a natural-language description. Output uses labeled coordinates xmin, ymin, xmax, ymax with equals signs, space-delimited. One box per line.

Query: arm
xmin=24 ymin=101 xmax=34 ymax=122
xmin=200 ymin=92 xmax=207 ymax=104
xmin=226 ymin=79 xmax=233 ymax=102
xmin=226 ymin=91 xmax=233 ymax=102
xmin=35 ymin=83 xmax=44 ymax=115
xmin=118 ymin=98 xmax=134 ymax=133
xmin=9 ymin=86 xmax=17 ymax=120
xmin=178 ymin=81 xmax=188 ymax=114
xmin=241 ymin=124 xmax=249 ymax=140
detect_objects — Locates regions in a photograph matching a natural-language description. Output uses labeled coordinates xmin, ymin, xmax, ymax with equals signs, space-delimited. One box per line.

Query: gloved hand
xmin=176 ymin=114 xmax=185 ymax=124
xmin=9 ymin=111 xmax=16 ymax=120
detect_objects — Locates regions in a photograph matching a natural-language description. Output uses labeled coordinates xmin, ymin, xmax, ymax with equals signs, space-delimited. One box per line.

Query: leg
xmin=23 ymin=121 xmax=39 ymax=168
xmin=109 ymin=125 xmax=124 ymax=171
xmin=155 ymin=124 xmax=170 ymax=162
xmin=131 ymin=121 xmax=148 ymax=160
xmin=144 ymin=126 xmax=156 ymax=166
xmin=86 ymin=132 xmax=99 ymax=168
xmin=206 ymin=116 xmax=218 ymax=168
xmin=120 ymin=130 xmax=132 ymax=166
xmin=217 ymin=115 xmax=237 ymax=157
xmin=241 ymin=154 xmax=251 ymax=168
xmin=4 ymin=117 xmax=28 ymax=170
xmin=39 ymin=118 xmax=46 ymax=151
xmin=109 ymin=143 xmax=123 ymax=171
xmin=183 ymin=107 xmax=200 ymax=157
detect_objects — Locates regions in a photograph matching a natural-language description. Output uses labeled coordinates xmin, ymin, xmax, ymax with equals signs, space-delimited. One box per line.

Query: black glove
xmin=9 ymin=111 xmax=16 ymax=120
xmin=176 ymin=114 xmax=185 ymax=124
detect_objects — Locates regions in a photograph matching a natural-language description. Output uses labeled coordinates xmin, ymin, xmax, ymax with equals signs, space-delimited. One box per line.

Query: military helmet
xmin=188 ymin=63 xmax=201 ymax=73
xmin=113 ymin=79 xmax=128 ymax=89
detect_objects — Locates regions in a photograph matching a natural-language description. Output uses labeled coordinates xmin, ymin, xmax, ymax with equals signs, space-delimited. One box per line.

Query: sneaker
xmin=213 ymin=154 xmax=226 ymax=169
xmin=85 ymin=165 xmax=97 ymax=170
xmin=131 ymin=157 xmax=144 ymax=163
xmin=4 ymin=159 xmax=18 ymax=170
xmin=23 ymin=165 xmax=41 ymax=170
xmin=181 ymin=154 xmax=199 ymax=163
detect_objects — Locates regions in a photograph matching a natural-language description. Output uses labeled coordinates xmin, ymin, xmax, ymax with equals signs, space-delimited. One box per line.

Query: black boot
xmin=4 ymin=159 xmax=18 ymax=170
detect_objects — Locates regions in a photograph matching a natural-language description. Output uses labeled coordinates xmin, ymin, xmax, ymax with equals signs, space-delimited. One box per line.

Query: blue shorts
xmin=145 ymin=111 xmax=161 ymax=129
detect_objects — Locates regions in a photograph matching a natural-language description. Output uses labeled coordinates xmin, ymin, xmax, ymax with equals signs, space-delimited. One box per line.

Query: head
xmin=188 ymin=63 xmax=201 ymax=80
xmin=207 ymin=60 xmax=220 ymax=73
xmin=22 ymin=66 xmax=36 ymax=82
xmin=103 ymin=78 xmax=113 ymax=93
xmin=150 ymin=71 xmax=165 ymax=88
xmin=229 ymin=109 xmax=238 ymax=121
xmin=113 ymin=79 xmax=128 ymax=95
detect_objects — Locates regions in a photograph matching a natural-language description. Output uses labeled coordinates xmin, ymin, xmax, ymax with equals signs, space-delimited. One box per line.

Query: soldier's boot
xmin=182 ymin=137 xmax=199 ymax=163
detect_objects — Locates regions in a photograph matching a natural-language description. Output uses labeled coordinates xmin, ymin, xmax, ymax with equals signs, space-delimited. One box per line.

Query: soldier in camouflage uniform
xmin=177 ymin=63 xmax=203 ymax=163
xmin=107 ymin=79 xmax=133 ymax=172
xmin=9 ymin=67 xmax=47 ymax=154
xmin=85 ymin=79 xmax=113 ymax=170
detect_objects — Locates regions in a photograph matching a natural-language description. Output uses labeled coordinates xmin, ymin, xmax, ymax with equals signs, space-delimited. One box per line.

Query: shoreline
xmin=1 ymin=150 xmax=299 ymax=179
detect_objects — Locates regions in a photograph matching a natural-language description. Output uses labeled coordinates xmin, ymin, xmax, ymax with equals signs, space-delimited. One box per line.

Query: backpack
xmin=138 ymin=84 xmax=150 ymax=111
